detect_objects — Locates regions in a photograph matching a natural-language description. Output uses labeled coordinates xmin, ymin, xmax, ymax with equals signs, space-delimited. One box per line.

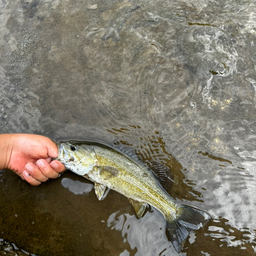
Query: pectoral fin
xmin=94 ymin=183 xmax=110 ymax=201
xmin=128 ymin=198 xmax=148 ymax=218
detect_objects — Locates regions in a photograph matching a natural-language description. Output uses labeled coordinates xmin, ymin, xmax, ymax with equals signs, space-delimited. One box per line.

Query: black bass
xmin=57 ymin=141 xmax=211 ymax=253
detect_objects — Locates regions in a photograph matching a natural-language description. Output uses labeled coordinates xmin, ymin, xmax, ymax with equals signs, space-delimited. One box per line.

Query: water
xmin=0 ymin=0 xmax=256 ymax=255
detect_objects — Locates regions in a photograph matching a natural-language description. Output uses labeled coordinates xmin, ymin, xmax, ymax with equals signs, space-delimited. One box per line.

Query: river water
xmin=0 ymin=0 xmax=256 ymax=255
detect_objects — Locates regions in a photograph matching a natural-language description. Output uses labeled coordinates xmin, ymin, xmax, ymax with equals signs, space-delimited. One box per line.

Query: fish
xmin=56 ymin=141 xmax=211 ymax=253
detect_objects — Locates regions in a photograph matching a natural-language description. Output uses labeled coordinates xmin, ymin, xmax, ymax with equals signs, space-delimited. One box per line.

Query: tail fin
xmin=166 ymin=205 xmax=211 ymax=253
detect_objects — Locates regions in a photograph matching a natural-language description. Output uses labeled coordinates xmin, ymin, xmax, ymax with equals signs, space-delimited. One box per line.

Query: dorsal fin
xmin=112 ymin=142 xmax=141 ymax=163
xmin=146 ymin=160 xmax=174 ymax=191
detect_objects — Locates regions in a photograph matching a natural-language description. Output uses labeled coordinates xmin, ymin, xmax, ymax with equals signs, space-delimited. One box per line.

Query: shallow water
xmin=0 ymin=0 xmax=256 ymax=255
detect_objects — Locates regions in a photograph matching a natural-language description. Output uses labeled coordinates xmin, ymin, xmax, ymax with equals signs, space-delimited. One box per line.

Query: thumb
xmin=46 ymin=139 xmax=58 ymax=158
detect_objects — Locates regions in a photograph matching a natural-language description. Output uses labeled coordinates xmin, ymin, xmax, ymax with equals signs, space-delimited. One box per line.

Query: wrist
xmin=0 ymin=134 xmax=16 ymax=170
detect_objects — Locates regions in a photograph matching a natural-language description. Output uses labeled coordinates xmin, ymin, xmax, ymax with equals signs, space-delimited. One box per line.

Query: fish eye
xmin=70 ymin=145 xmax=76 ymax=151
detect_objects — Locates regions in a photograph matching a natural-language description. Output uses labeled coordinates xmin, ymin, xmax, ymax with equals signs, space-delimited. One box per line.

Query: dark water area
xmin=0 ymin=0 xmax=256 ymax=255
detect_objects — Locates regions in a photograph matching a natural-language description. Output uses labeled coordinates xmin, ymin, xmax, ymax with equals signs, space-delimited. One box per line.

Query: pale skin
xmin=0 ymin=134 xmax=65 ymax=186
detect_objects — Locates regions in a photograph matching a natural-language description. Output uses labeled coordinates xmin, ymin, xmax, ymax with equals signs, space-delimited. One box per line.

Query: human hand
xmin=4 ymin=134 xmax=66 ymax=186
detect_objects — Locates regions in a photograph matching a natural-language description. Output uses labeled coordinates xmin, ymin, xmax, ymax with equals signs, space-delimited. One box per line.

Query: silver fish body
xmin=57 ymin=141 xmax=211 ymax=253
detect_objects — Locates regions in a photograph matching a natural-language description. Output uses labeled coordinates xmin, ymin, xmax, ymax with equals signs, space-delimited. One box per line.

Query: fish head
xmin=57 ymin=142 xmax=97 ymax=176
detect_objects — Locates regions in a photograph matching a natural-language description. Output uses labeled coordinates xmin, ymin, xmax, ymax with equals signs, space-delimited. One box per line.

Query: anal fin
xmin=128 ymin=198 xmax=148 ymax=218
xmin=94 ymin=183 xmax=110 ymax=201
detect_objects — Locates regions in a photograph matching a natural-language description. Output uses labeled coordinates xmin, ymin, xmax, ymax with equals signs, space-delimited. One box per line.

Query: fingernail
xmin=37 ymin=159 xmax=45 ymax=168
xmin=50 ymin=161 xmax=58 ymax=169
xmin=25 ymin=163 xmax=33 ymax=172
xmin=23 ymin=170 xmax=30 ymax=177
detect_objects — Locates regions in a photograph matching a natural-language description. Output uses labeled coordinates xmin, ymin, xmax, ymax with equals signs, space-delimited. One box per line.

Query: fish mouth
xmin=55 ymin=142 xmax=65 ymax=161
